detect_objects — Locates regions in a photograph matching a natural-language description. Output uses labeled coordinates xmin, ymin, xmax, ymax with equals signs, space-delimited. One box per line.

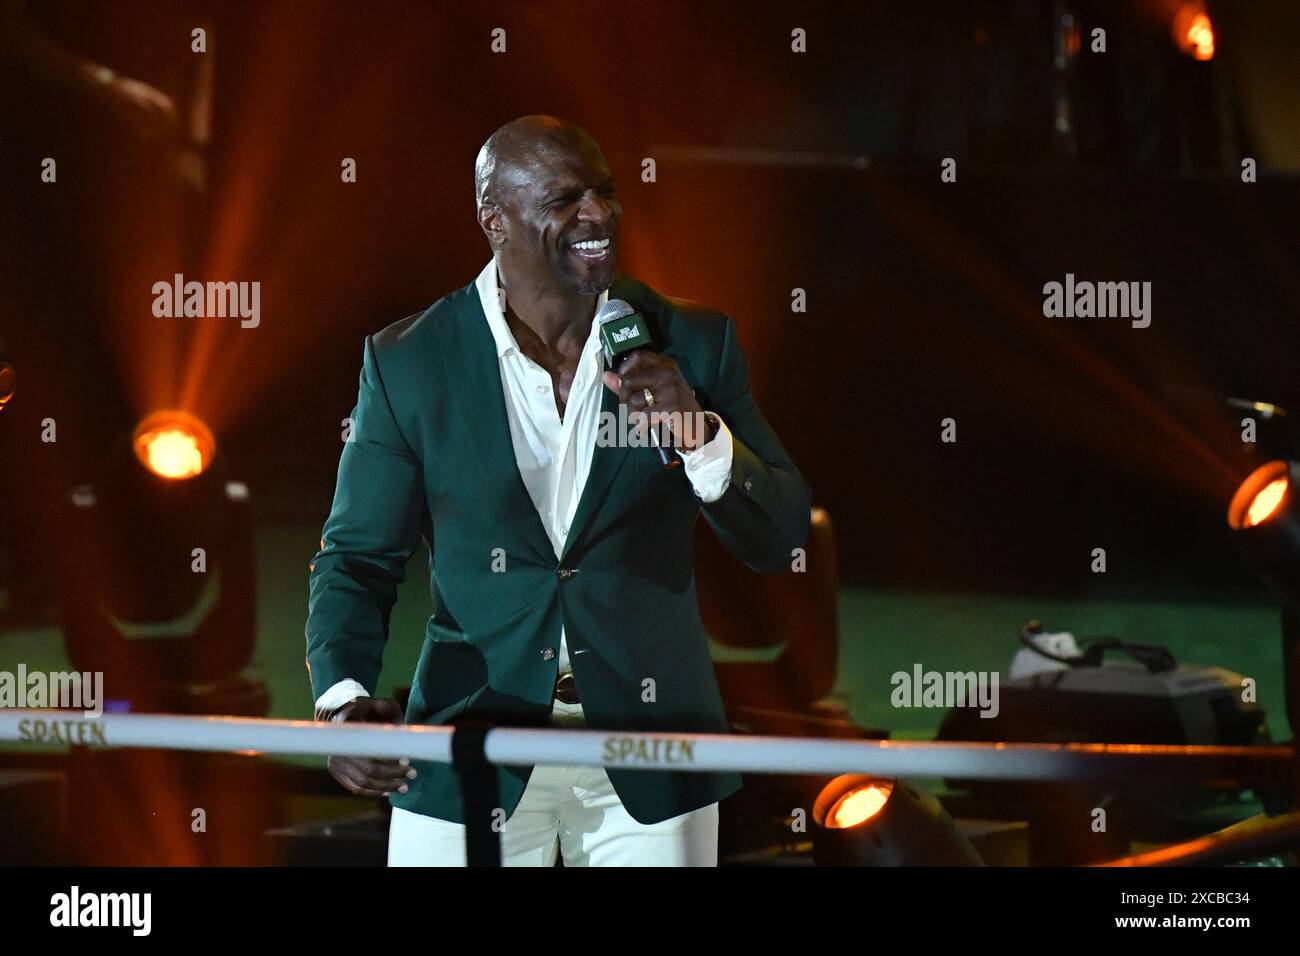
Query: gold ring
xmin=643 ymin=387 xmax=656 ymax=407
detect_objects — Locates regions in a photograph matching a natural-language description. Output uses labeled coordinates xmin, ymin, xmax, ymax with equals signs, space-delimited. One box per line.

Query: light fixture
xmin=132 ymin=409 xmax=216 ymax=480
xmin=58 ymin=410 xmax=264 ymax=715
xmin=1172 ymin=3 xmax=1215 ymax=61
xmin=825 ymin=779 xmax=893 ymax=829
xmin=811 ymin=774 xmax=984 ymax=866
xmin=1228 ymin=459 xmax=1300 ymax=742
xmin=1229 ymin=460 xmax=1300 ymax=600
xmin=0 ymin=336 xmax=15 ymax=411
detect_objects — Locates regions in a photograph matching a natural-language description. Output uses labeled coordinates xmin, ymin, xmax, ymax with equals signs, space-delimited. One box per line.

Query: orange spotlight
xmin=1229 ymin=461 xmax=1290 ymax=531
xmin=812 ymin=774 xmax=983 ymax=865
xmin=1225 ymin=458 xmax=1300 ymax=744
xmin=825 ymin=780 xmax=894 ymax=829
xmin=1245 ymin=478 xmax=1289 ymax=529
xmin=132 ymin=410 xmax=216 ymax=480
xmin=1172 ymin=3 xmax=1215 ymax=61
xmin=0 ymin=362 xmax=15 ymax=410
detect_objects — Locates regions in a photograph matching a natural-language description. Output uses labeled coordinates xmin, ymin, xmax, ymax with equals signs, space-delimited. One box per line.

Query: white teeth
xmin=572 ymin=239 xmax=610 ymax=251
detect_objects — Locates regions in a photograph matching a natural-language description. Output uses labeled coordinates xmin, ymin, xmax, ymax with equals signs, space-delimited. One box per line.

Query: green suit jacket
xmin=305 ymin=271 xmax=812 ymax=825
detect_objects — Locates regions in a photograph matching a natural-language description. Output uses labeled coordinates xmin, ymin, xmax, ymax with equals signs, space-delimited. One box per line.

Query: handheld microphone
xmin=596 ymin=299 xmax=678 ymax=469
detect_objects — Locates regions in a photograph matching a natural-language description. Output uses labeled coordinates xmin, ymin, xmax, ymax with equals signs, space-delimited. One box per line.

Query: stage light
xmin=0 ymin=363 xmax=15 ymax=410
xmin=0 ymin=336 xmax=15 ymax=411
xmin=811 ymin=774 xmax=984 ymax=866
xmin=132 ymin=410 xmax=215 ymax=479
xmin=1229 ymin=460 xmax=1300 ymax=591
xmin=57 ymin=410 xmax=265 ymax=715
xmin=824 ymin=779 xmax=892 ymax=829
xmin=1245 ymin=477 xmax=1288 ymax=529
xmin=1172 ymin=3 xmax=1214 ymax=61
xmin=1228 ymin=459 xmax=1300 ymax=742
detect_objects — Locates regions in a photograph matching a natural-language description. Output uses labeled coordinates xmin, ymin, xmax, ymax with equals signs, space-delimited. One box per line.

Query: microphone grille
xmin=595 ymin=298 xmax=635 ymax=326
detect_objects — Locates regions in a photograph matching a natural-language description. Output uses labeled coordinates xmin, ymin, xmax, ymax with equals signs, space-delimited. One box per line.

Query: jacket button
xmin=557 ymin=568 xmax=574 ymax=581
xmin=540 ymin=647 xmax=556 ymax=661
xmin=743 ymin=477 xmax=754 ymax=492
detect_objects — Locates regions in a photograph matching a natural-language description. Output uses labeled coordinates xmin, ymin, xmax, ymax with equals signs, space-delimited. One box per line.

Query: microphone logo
xmin=597 ymin=299 xmax=651 ymax=363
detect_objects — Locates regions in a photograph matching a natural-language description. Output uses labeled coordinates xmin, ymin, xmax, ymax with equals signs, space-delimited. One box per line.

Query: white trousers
xmin=387 ymin=699 xmax=719 ymax=867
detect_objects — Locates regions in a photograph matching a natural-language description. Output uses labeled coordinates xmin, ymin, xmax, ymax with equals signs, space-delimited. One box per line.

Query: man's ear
xmin=477 ymin=202 xmax=506 ymax=248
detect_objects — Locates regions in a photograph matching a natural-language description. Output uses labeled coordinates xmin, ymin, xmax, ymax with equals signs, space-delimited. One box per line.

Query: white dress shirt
xmin=314 ymin=258 xmax=734 ymax=717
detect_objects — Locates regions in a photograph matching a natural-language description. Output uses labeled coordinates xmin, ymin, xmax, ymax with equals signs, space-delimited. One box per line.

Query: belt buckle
xmin=554 ymin=672 xmax=580 ymax=705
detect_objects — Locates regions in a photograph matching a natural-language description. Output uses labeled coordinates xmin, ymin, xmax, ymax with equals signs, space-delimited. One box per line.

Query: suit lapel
xmin=560 ymin=379 xmax=633 ymax=563
xmin=431 ymin=277 xmax=654 ymax=568
xmin=560 ymin=276 xmax=645 ymax=563
xmin=431 ymin=286 xmax=556 ymax=564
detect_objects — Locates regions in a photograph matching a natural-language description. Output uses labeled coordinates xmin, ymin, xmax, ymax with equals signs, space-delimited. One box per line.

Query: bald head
xmin=474 ymin=115 xmax=600 ymax=207
xmin=474 ymin=114 xmax=620 ymax=296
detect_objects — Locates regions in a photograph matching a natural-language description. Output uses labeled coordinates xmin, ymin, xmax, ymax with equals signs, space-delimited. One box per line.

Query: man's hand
xmin=323 ymin=697 xmax=417 ymax=798
xmin=602 ymin=352 xmax=713 ymax=451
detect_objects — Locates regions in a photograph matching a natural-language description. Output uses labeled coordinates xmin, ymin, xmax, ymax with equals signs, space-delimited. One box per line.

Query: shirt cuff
xmin=314 ymin=678 xmax=370 ymax=721
xmin=677 ymin=412 xmax=733 ymax=504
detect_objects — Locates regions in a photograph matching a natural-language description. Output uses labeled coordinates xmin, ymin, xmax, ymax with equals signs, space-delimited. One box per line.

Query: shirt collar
xmin=475 ymin=258 xmax=608 ymax=360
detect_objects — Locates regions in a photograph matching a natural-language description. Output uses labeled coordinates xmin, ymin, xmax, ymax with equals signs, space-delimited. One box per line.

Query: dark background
xmin=3 ymin=0 xmax=1300 ymax=601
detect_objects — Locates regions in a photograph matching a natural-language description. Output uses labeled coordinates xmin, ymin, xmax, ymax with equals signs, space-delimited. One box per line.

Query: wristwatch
xmin=701 ymin=411 xmax=721 ymax=444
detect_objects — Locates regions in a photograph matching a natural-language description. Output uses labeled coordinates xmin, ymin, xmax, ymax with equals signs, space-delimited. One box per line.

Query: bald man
xmin=307 ymin=115 xmax=811 ymax=866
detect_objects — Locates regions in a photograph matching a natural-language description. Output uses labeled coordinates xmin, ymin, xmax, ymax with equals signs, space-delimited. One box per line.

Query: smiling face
xmin=477 ymin=121 xmax=621 ymax=296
